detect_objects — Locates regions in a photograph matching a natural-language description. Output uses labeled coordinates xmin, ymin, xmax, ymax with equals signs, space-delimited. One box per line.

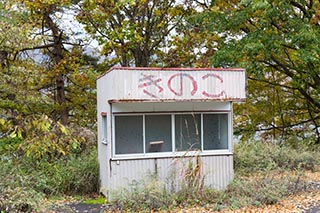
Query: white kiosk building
xmin=97 ymin=67 xmax=246 ymax=197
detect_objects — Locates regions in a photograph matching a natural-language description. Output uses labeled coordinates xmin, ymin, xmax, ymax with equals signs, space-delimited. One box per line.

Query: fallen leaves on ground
xmin=180 ymin=170 xmax=320 ymax=213
xmin=41 ymin=170 xmax=320 ymax=213
xmin=222 ymin=191 xmax=320 ymax=213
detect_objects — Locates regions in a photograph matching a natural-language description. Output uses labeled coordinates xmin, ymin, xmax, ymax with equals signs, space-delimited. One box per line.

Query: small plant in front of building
xmin=110 ymin=173 xmax=175 ymax=212
xmin=172 ymin=154 xmax=206 ymax=206
xmin=83 ymin=196 xmax=106 ymax=205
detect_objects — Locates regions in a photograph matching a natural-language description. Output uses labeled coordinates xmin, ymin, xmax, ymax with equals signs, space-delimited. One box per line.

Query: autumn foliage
xmin=0 ymin=0 xmax=319 ymax=212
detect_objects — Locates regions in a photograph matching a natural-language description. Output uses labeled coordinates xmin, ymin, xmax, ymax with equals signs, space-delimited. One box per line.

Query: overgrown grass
xmin=0 ymin=146 xmax=99 ymax=212
xmin=234 ymin=141 xmax=319 ymax=175
xmin=108 ymin=141 xmax=319 ymax=212
xmin=1 ymin=139 xmax=318 ymax=212
xmin=108 ymin=170 xmax=309 ymax=212
xmin=110 ymin=174 xmax=174 ymax=212
xmin=0 ymin=122 xmax=99 ymax=212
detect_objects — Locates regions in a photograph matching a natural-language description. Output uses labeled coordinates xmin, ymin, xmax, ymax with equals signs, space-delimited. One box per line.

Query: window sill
xmin=111 ymin=150 xmax=233 ymax=161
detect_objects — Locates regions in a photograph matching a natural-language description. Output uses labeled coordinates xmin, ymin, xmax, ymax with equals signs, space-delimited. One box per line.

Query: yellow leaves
xmin=24 ymin=0 xmax=71 ymax=9
xmin=118 ymin=0 xmax=136 ymax=6
xmin=18 ymin=115 xmax=86 ymax=160
xmin=0 ymin=118 xmax=23 ymax=139
xmin=0 ymin=118 xmax=6 ymax=127
xmin=9 ymin=127 xmax=22 ymax=139
xmin=58 ymin=122 xmax=69 ymax=135
xmin=28 ymin=115 xmax=51 ymax=132
xmin=211 ymin=5 xmax=221 ymax=13
xmin=30 ymin=0 xmax=70 ymax=3
xmin=0 ymin=118 xmax=13 ymax=133
xmin=48 ymin=51 xmax=82 ymax=78
xmin=0 ymin=4 xmax=34 ymax=51
xmin=170 ymin=4 xmax=185 ymax=16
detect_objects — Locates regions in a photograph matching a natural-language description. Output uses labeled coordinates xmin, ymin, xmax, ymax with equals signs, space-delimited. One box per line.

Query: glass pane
xmin=102 ymin=115 xmax=107 ymax=144
xmin=145 ymin=115 xmax=172 ymax=153
xmin=115 ymin=116 xmax=143 ymax=154
xmin=203 ymin=114 xmax=228 ymax=150
xmin=175 ymin=114 xmax=201 ymax=151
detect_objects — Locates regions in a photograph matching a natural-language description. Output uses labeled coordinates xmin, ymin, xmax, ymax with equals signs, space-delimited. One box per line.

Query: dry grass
xmin=179 ymin=170 xmax=320 ymax=213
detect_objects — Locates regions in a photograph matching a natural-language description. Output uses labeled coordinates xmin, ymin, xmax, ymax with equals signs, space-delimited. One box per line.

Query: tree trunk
xmin=133 ymin=47 xmax=150 ymax=67
xmin=44 ymin=10 xmax=69 ymax=125
xmin=56 ymin=75 xmax=68 ymax=125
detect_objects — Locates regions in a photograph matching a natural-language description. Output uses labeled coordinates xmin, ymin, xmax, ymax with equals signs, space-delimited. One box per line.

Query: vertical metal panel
xmin=110 ymin=159 xmax=154 ymax=190
xmin=108 ymin=155 xmax=233 ymax=194
xmin=97 ymin=67 xmax=242 ymax=196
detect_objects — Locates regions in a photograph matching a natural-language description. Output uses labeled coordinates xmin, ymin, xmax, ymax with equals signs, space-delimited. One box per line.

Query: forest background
xmin=0 ymin=0 xmax=319 ymax=212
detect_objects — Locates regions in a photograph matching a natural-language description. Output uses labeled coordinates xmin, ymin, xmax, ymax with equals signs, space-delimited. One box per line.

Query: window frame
xmin=112 ymin=111 xmax=232 ymax=159
xmin=101 ymin=113 xmax=108 ymax=145
xmin=145 ymin=114 xmax=173 ymax=153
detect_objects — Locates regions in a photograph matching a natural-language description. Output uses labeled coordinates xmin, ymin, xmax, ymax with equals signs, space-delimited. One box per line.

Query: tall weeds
xmin=234 ymin=141 xmax=318 ymax=175
xmin=0 ymin=144 xmax=99 ymax=212
xmin=108 ymin=141 xmax=319 ymax=212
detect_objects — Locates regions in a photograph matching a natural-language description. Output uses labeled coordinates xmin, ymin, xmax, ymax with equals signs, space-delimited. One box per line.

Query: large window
xmin=203 ymin=114 xmax=228 ymax=150
xmin=145 ymin=115 xmax=172 ymax=153
xmin=175 ymin=114 xmax=201 ymax=151
xmin=115 ymin=116 xmax=143 ymax=154
xmin=113 ymin=112 xmax=230 ymax=156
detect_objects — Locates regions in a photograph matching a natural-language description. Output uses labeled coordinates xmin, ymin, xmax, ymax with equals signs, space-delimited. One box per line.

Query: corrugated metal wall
xmin=97 ymin=67 xmax=244 ymax=197
xmin=108 ymin=155 xmax=233 ymax=193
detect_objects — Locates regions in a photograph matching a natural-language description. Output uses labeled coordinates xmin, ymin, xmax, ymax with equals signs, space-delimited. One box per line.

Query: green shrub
xmin=0 ymin=147 xmax=99 ymax=212
xmin=26 ymin=148 xmax=100 ymax=195
xmin=0 ymin=186 xmax=44 ymax=213
xmin=48 ymin=149 xmax=99 ymax=195
xmin=0 ymin=116 xmax=99 ymax=212
xmin=225 ymin=170 xmax=309 ymax=210
xmin=0 ymin=159 xmax=44 ymax=213
xmin=0 ymin=137 xmax=23 ymax=154
xmin=110 ymin=174 xmax=175 ymax=212
xmin=234 ymin=141 xmax=319 ymax=175
xmin=1 ymin=138 xmax=317 ymax=212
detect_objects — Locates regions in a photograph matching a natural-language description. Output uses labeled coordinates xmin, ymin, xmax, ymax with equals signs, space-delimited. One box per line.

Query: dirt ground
xmin=49 ymin=195 xmax=320 ymax=213
xmin=183 ymin=170 xmax=320 ymax=213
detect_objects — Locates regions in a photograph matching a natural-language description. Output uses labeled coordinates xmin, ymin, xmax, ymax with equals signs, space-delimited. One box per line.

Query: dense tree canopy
xmin=77 ymin=0 xmax=194 ymax=67
xmin=206 ymin=0 xmax=320 ymax=143
xmin=0 ymin=0 xmax=319 ymax=147
xmin=0 ymin=0 xmax=98 ymax=158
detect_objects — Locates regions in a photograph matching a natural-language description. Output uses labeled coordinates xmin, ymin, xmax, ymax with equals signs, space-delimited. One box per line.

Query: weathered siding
xmin=97 ymin=67 xmax=245 ymax=198
xmin=107 ymin=155 xmax=233 ymax=195
xmin=99 ymin=67 xmax=246 ymax=101
xmin=112 ymin=101 xmax=231 ymax=113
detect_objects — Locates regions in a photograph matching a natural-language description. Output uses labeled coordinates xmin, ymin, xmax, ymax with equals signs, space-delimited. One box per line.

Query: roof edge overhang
xmin=108 ymin=98 xmax=246 ymax=104
xmin=97 ymin=66 xmax=245 ymax=80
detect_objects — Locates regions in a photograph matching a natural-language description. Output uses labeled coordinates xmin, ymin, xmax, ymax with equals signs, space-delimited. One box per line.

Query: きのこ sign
xmin=138 ymin=72 xmax=227 ymax=99
xmin=97 ymin=67 xmax=246 ymax=101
